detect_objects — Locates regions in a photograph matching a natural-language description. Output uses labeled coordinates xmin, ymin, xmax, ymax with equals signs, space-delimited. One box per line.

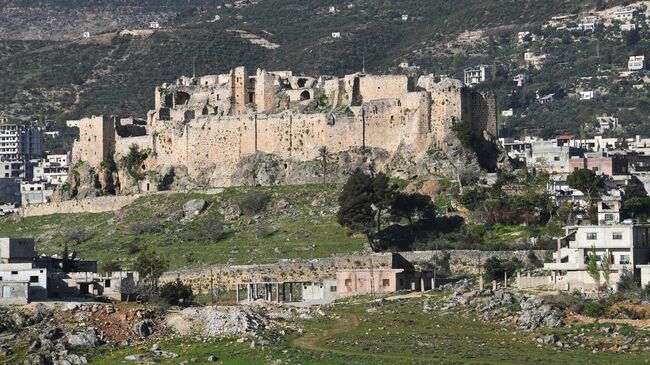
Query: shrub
xmin=159 ymin=279 xmax=193 ymax=306
xmin=238 ymin=190 xmax=270 ymax=215
xmin=183 ymin=215 xmax=224 ymax=242
xmin=127 ymin=243 xmax=142 ymax=255
xmin=126 ymin=221 xmax=163 ymax=235
xmin=100 ymin=260 xmax=122 ymax=273
xmin=483 ymin=256 xmax=520 ymax=281
xmin=66 ymin=229 xmax=89 ymax=244
xmin=583 ymin=301 xmax=606 ymax=318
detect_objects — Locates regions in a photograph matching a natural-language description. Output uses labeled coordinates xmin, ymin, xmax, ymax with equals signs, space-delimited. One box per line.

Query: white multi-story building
xmin=628 ymin=55 xmax=645 ymax=71
xmin=0 ymin=123 xmax=43 ymax=162
xmin=463 ymin=65 xmax=491 ymax=86
xmin=614 ymin=7 xmax=638 ymax=21
xmin=579 ymin=90 xmax=598 ymax=100
xmin=545 ymin=222 xmax=650 ymax=291
xmin=20 ymin=181 xmax=55 ymax=205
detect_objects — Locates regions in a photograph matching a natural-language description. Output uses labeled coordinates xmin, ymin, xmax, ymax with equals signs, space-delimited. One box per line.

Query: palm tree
xmin=318 ymin=146 xmax=333 ymax=183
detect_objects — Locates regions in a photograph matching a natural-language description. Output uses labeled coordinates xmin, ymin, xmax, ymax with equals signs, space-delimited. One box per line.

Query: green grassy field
xmin=87 ymin=293 xmax=650 ymax=365
xmin=0 ymin=184 xmax=365 ymax=271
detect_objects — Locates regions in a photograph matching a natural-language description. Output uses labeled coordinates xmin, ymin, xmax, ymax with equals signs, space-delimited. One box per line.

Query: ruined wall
xmin=461 ymin=89 xmax=497 ymax=136
xmin=363 ymin=92 xmax=432 ymax=155
xmin=71 ymin=116 xmax=115 ymax=168
xmin=425 ymin=78 xmax=464 ymax=149
xmin=114 ymin=135 xmax=154 ymax=159
xmin=161 ymin=250 xmax=547 ymax=290
xmin=19 ymin=195 xmax=140 ymax=217
xmin=359 ymin=75 xmax=408 ymax=102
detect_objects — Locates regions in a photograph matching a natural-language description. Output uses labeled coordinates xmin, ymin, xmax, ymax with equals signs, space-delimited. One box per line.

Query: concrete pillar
xmin=431 ymin=277 xmax=436 ymax=290
xmin=492 ymin=280 xmax=497 ymax=291
xmin=247 ymin=284 xmax=251 ymax=302
xmin=420 ymin=277 xmax=425 ymax=292
xmin=504 ymin=272 xmax=508 ymax=288
xmin=479 ymin=276 xmax=484 ymax=291
xmin=276 ymin=283 xmax=280 ymax=302
xmin=527 ymin=272 xmax=531 ymax=288
xmin=289 ymin=283 xmax=293 ymax=301
xmin=517 ymin=272 xmax=521 ymax=289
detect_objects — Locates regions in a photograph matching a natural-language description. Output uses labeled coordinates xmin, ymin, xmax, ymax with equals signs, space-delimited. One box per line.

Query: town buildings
xmin=0 ymin=237 xmax=139 ymax=304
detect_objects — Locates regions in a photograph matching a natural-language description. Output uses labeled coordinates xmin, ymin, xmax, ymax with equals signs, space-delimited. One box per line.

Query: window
xmin=29 ymin=276 xmax=38 ymax=283
xmin=619 ymin=255 xmax=630 ymax=264
xmin=10 ymin=271 xmax=17 ymax=275
xmin=104 ymin=279 xmax=111 ymax=288
xmin=554 ymin=156 xmax=560 ymax=161
xmin=604 ymin=214 xmax=614 ymax=221
xmin=330 ymin=286 xmax=337 ymax=292
xmin=382 ymin=279 xmax=390 ymax=287
xmin=612 ymin=232 xmax=623 ymax=240
xmin=586 ymin=232 xmax=597 ymax=240
xmin=345 ymin=279 xmax=352 ymax=286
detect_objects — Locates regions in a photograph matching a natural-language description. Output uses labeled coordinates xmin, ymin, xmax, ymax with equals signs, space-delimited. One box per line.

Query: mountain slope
xmin=1 ymin=0 xmax=643 ymax=139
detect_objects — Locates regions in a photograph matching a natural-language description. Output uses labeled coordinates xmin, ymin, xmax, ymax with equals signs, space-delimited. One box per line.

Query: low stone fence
xmin=162 ymin=250 xmax=548 ymax=292
xmin=19 ymin=195 xmax=141 ymax=217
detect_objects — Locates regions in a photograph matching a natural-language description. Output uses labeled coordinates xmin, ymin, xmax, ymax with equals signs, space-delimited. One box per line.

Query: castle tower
xmin=230 ymin=66 xmax=248 ymax=115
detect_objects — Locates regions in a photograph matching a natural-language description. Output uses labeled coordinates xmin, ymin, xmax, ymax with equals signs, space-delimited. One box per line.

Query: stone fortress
xmin=71 ymin=66 xmax=497 ymax=191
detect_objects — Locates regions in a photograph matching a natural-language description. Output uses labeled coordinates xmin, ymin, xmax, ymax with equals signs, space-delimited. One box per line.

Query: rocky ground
xmin=430 ymin=280 xmax=650 ymax=354
xmin=0 ymin=300 xmax=323 ymax=364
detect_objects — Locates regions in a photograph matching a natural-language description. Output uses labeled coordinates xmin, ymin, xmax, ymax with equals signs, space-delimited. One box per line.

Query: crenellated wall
xmin=72 ymin=67 xmax=498 ymax=189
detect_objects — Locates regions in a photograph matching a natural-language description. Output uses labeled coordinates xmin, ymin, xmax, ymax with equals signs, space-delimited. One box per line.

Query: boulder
xmin=125 ymin=354 xmax=148 ymax=361
xmin=183 ymin=199 xmax=208 ymax=218
xmin=133 ymin=320 xmax=155 ymax=337
xmin=219 ymin=201 xmax=242 ymax=221
xmin=66 ymin=328 xmax=99 ymax=347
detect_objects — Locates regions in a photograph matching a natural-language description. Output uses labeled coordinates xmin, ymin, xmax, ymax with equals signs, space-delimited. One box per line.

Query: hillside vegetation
xmin=0 ymin=184 xmax=366 ymax=270
xmin=2 ymin=0 xmax=644 ymax=141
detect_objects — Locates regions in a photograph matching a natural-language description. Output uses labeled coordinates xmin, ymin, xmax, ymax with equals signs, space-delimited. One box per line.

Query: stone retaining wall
xmin=163 ymin=250 xmax=547 ymax=292
xmin=19 ymin=195 xmax=141 ymax=217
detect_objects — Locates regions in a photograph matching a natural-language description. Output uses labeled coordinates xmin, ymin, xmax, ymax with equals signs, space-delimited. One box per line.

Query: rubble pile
xmin=167 ymin=306 xmax=270 ymax=337
xmin=0 ymin=303 xmax=161 ymax=364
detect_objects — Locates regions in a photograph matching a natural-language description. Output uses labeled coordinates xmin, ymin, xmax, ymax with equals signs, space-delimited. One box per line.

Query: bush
xmin=101 ymin=260 xmax=122 ymax=273
xmin=127 ymin=243 xmax=142 ymax=255
xmin=183 ymin=215 xmax=224 ymax=242
xmin=583 ymin=301 xmax=606 ymax=318
xmin=159 ymin=279 xmax=193 ymax=306
xmin=126 ymin=221 xmax=163 ymax=235
xmin=238 ymin=190 xmax=270 ymax=215
xmin=66 ymin=229 xmax=90 ymax=244
xmin=483 ymin=256 xmax=521 ymax=281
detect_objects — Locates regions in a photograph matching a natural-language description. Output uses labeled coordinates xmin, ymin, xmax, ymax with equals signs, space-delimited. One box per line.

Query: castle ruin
xmin=71 ymin=66 xmax=496 ymax=190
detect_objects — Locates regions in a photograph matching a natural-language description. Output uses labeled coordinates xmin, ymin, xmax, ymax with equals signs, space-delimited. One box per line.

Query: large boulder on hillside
xmin=183 ymin=199 xmax=207 ymax=218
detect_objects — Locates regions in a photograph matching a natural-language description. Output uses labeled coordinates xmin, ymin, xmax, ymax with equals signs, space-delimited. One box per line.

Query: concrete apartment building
xmin=567 ymin=152 xmax=629 ymax=176
xmin=544 ymin=203 xmax=650 ymax=291
xmin=0 ymin=238 xmax=140 ymax=304
xmin=464 ymin=65 xmax=491 ymax=86
xmin=628 ymin=55 xmax=645 ymax=72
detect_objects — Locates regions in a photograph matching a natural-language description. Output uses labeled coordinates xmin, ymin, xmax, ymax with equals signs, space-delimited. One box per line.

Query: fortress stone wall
xmin=71 ymin=66 xmax=497 ymax=189
xmin=19 ymin=195 xmax=140 ymax=217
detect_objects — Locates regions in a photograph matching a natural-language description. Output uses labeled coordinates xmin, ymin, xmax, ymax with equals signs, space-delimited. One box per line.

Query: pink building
xmin=336 ymin=258 xmax=433 ymax=298
xmin=568 ymin=154 xmax=628 ymax=176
